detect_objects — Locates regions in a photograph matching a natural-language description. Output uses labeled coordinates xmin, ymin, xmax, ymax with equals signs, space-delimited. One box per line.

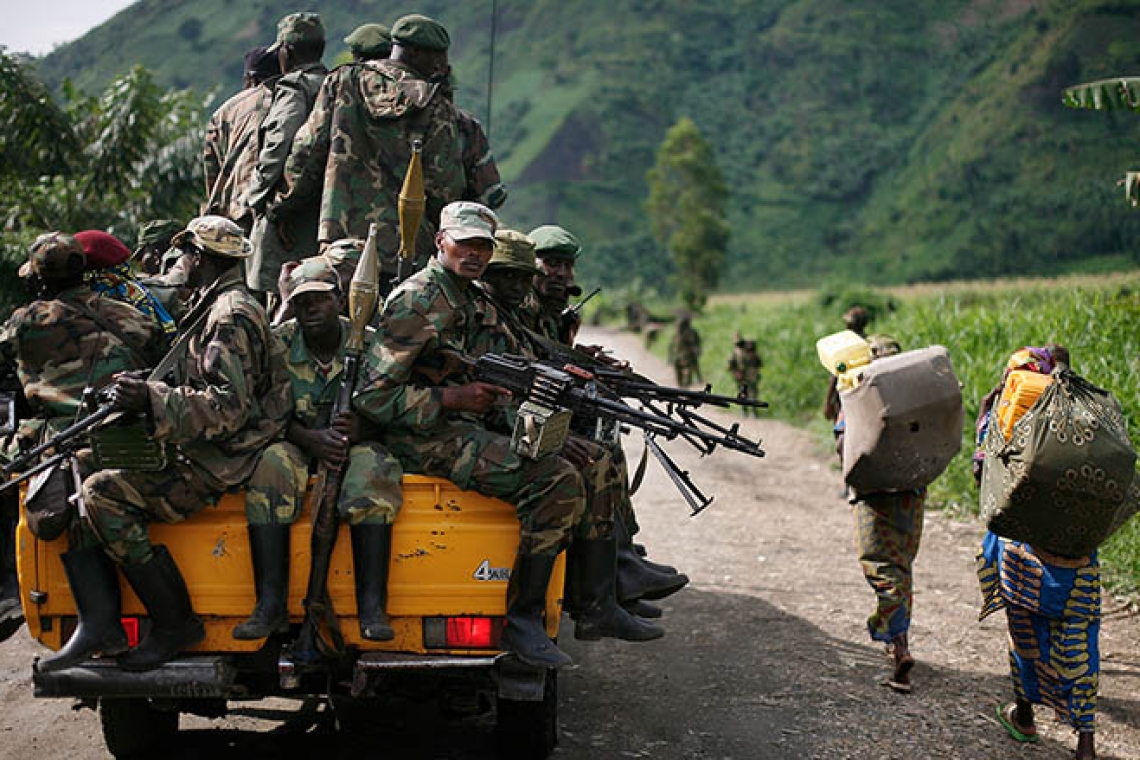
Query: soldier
xmin=247 ymin=12 xmax=328 ymax=294
xmin=278 ymin=13 xmax=465 ymax=290
xmin=202 ymin=45 xmax=280 ymax=235
xmin=496 ymin=227 xmax=688 ymax=618
xmin=354 ymin=202 xmax=585 ymax=669
xmin=237 ymin=259 xmax=403 ymax=642
xmin=438 ymin=76 xmax=507 ymax=210
xmin=79 ymin=216 xmax=291 ymax=672
xmin=0 ymin=233 xmax=165 ymax=660
xmin=76 ymin=230 xmax=177 ymax=344
xmin=522 ymin=225 xmax=581 ymax=344
xmin=668 ymin=313 xmax=702 ymax=387
xmin=344 ymin=23 xmax=391 ymax=61
xmin=475 ymin=229 xmax=664 ymax=642
xmin=727 ymin=333 xmax=762 ymax=415
xmin=132 ymin=219 xmax=181 ymax=276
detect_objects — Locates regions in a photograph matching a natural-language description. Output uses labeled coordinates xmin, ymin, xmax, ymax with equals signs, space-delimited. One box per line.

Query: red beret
xmin=75 ymin=230 xmax=131 ymax=270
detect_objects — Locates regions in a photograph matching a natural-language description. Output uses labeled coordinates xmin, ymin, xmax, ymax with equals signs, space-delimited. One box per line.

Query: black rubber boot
xmin=616 ymin=547 xmax=689 ymax=603
xmin=572 ymin=539 xmax=663 ymax=642
xmin=617 ymin=514 xmax=680 ymax=578
xmin=0 ymin=512 xmax=24 ymax=643
xmin=36 ymin=546 xmax=128 ymax=672
xmin=233 ymin=524 xmax=291 ymax=640
xmin=117 ymin=545 xmax=205 ymax=672
xmin=622 ymin=598 xmax=663 ymax=619
xmin=501 ymin=553 xmax=572 ymax=669
xmin=351 ymin=523 xmax=394 ymax=642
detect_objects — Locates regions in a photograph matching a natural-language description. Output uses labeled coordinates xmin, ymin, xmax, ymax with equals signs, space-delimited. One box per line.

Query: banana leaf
xmin=1062 ymin=77 xmax=1140 ymax=112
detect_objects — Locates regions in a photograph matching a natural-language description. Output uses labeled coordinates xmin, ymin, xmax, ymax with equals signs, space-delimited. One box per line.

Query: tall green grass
xmin=644 ymin=276 xmax=1140 ymax=595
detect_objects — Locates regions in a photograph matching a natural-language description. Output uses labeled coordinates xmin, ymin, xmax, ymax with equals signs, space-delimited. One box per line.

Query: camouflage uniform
xmin=727 ymin=340 xmax=762 ymax=415
xmin=456 ymin=108 xmax=506 ymax=209
xmin=246 ymin=60 xmax=328 ymax=290
xmin=84 ymin=266 xmax=292 ymax=565
xmin=279 ymin=59 xmax=465 ymax=280
xmin=518 ymin=291 xmax=566 ymax=344
xmin=245 ymin=317 xmax=402 ymax=526
xmin=354 ymin=257 xmax=584 ymax=556
xmin=668 ymin=320 xmax=702 ymax=386
xmin=203 ymin=83 xmax=274 ymax=233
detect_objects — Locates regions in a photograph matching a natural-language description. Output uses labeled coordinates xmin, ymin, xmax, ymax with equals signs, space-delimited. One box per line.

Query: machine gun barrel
xmin=1 ymin=403 xmax=117 ymax=477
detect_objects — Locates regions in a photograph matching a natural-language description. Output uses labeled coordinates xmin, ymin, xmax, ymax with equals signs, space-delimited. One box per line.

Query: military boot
xmin=0 ymin=513 xmax=24 ymax=643
xmin=36 ymin=546 xmax=128 ymax=672
xmin=351 ymin=523 xmax=394 ymax=642
xmin=233 ymin=524 xmax=291 ymax=640
xmin=614 ymin=517 xmax=688 ymax=603
xmin=571 ymin=538 xmax=663 ymax=642
xmin=118 ymin=545 xmax=205 ymax=672
xmin=621 ymin=598 xmax=663 ymax=619
xmin=501 ymin=553 xmax=572 ymax=669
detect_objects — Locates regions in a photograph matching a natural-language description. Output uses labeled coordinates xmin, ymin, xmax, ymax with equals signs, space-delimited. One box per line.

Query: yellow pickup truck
xmin=17 ymin=475 xmax=565 ymax=759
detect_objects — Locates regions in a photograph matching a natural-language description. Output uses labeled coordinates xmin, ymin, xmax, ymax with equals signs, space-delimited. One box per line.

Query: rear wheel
xmin=99 ymin=697 xmax=179 ymax=759
xmin=496 ymin=667 xmax=558 ymax=759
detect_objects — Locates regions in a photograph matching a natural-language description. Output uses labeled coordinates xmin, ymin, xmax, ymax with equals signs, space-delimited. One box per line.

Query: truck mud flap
xmin=32 ymin=656 xmax=238 ymax=699
xmin=494 ymin=654 xmax=547 ymax=703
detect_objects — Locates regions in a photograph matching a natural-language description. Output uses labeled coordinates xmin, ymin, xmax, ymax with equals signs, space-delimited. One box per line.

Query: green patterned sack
xmin=980 ymin=369 xmax=1137 ymax=557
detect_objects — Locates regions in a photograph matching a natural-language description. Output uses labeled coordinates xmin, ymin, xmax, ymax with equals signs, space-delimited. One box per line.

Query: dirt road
xmin=1 ymin=326 xmax=1138 ymax=759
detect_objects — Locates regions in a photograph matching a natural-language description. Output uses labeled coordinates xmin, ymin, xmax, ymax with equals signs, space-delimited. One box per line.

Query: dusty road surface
xmin=1 ymin=325 xmax=1139 ymax=759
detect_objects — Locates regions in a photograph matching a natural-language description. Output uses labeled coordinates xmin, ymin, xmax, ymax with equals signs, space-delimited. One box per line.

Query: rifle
xmin=292 ymin=222 xmax=381 ymax=665
xmin=559 ymin=286 xmax=600 ymax=342
xmin=447 ymin=351 xmax=765 ymax=513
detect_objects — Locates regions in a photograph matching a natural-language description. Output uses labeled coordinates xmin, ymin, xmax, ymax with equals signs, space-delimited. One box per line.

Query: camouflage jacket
xmin=203 ymin=83 xmax=274 ymax=226
xmin=669 ymin=325 xmax=702 ymax=365
xmin=0 ymin=288 xmax=166 ymax=440
xmin=146 ymin=268 xmax=291 ymax=489
xmin=247 ymin=62 xmax=328 ymax=214
xmin=276 ymin=316 xmax=375 ymax=429
xmin=281 ymin=60 xmax=466 ymax=271
xmin=354 ymin=257 xmax=476 ymax=431
xmin=727 ymin=347 xmax=762 ymax=384
xmin=518 ymin=290 xmax=568 ymax=345
xmin=457 ymin=109 xmax=506 ymax=209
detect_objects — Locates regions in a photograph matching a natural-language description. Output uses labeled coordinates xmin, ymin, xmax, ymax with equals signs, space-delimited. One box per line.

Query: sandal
xmin=996 ymin=702 xmax=1039 ymax=743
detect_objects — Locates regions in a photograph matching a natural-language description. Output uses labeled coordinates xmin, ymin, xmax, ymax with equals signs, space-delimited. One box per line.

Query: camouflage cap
xmin=267 ymin=12 xmax=325 ymax=53
xmin=488 ymin=229 xmax=540 ymax=274
xmin=135 ymin=219 xmax=181 ymax=251
xmin=321 ymin=238 xmax=364 ymax=267
xmin=345 ymin=23 xmax=391 ymax=58
xmin=868 ymin=334 xmax=902 ymax=359
xmin=439 ymin=201 xmax=497 ymax=243
xmin=20 ymin=232 xmax=86 ymax=280
xmin=390 ymin=13 xmax=450 ymax=52
xmin=285 ymin=257 xmax=342 ymax=303
xmin=171 ymin=215 xmax=252 ymax=259
xmin=529 ymin=225 xmax=581 ymax=261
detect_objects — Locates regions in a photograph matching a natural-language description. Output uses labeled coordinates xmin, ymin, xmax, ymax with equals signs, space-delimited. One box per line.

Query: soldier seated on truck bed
xmin=78 ymin=216 xmax=291 ymax=673
xmin=353 ymin=202 xmax=586 ymax=670
xmin=0 ymin=232 xmax=166 ymax=653
xmin=238 ymin=258 xmax=403 ymax=644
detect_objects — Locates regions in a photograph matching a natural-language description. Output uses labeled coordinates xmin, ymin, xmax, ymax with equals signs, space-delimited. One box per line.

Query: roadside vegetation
xmin=616 ymin=273 xmax=1140 ymax=596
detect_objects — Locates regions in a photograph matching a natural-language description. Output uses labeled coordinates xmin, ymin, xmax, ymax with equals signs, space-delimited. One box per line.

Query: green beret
xmin=390 ymin=14 xmax=450 ymax=52
xmin=345 ymin=23 xmax=391 ymax=58
xmin=135 ymin=219 xmax=181 ymax=251
xmin=528 ymin=225 xmax=580 ymax=261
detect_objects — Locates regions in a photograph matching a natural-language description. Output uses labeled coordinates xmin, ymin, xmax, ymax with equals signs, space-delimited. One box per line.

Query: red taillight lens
xmin=121 ymin=617 xmax=140 ymax=647
xmin=446 ymin=617 xmax=496 ymax=648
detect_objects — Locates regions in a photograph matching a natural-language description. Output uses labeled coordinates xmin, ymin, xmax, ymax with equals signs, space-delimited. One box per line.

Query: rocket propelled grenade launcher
xmin=394 ymin=139 xmax=425 ymax=284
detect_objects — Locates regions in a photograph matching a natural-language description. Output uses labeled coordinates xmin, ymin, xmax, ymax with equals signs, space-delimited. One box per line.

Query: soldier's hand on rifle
xmin=330 ymin=411 xmax=371 ymax=446
xmin=561 ymin=436 xmax=602 ymax=468
xmin=305 ymin=427 xmax=350 ymax=471
xmin=109 ymin=374 xmax=150 ymax=413
xmin=441 ymin=382 xmax=512 ymax=414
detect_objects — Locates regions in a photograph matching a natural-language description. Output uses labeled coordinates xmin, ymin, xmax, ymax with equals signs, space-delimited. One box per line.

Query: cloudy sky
xmin=1 ymin=0 xmax=135 ymax=56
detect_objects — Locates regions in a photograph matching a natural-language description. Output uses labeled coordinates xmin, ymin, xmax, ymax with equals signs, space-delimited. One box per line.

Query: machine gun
xmin=448 ymin=351 xmax=766 ymax=514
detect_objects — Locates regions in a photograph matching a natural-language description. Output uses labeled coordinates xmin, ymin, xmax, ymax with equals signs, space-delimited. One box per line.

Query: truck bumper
xmin=32 ymin=656 xmax=238 ymax=699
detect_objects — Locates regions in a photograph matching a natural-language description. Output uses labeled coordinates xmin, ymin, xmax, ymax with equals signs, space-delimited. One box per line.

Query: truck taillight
xmin=121 ymin=617 xmax=140 ymax=647
xmin=423 ymin=616 xmax=504 ymax=649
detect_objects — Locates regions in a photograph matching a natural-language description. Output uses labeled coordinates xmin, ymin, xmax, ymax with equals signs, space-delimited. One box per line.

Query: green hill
xmin=31 ymin=0 xmax=1140 ymax=292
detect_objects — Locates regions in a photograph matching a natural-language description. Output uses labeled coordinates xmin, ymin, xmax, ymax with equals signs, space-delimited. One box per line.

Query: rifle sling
xmin=147 ymin=283 xmax=223 ymax=383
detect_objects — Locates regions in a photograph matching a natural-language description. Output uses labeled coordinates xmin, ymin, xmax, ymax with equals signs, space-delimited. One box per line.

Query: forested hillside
xmin=30 ymin=0 xmax=1140 ymax=292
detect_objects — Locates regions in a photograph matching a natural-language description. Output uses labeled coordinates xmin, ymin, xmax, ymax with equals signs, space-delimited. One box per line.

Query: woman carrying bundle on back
xmin=973 ymin=344 xmax=1100 ymax=760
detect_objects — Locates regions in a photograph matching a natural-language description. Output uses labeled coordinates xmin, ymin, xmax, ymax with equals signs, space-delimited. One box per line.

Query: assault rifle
xmin=447 ymin=351 xmax=766 ymax=514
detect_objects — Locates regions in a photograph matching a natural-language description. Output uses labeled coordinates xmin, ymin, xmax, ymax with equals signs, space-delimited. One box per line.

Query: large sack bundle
xmin=841 ymin=345 xmax=963 ymax=494
xmin=980 ymin=369 xmax=1137 ymax=557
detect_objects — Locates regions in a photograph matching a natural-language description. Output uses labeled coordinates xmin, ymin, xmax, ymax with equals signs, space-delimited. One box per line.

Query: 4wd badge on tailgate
xmin=472 ymin=559 xmax=510 ymax=581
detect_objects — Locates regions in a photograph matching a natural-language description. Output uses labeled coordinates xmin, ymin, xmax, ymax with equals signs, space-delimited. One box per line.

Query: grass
xmin=636 ymin=272 xmax=1140 ymax=597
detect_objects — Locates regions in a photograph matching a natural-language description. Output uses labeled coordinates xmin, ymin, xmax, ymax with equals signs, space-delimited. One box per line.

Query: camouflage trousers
xmin=82 ymin=460 xmax=220 ymax=566
xmin=574 ymin=441 xmax=615 ymax=542
xmin=385 ymin=421 xmax=585 ymax=556
xmin=609 ymin=441 xmax=640 ymax=538
xmin=244 ymin=440 xmax=403 ymax=526
xmin=853 ymin=490 xmax=925 ymax=642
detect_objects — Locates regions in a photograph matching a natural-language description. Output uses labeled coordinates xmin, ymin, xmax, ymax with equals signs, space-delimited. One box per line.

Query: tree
xmin=0 ymin=50 xmax=205 ymax=313
xmin=645 ymin=117 xmax=729 ymax=311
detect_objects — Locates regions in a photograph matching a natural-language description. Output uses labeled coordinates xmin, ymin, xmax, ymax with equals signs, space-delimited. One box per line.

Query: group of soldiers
xmin=0 ymin=11 xmax=691 ymax=673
